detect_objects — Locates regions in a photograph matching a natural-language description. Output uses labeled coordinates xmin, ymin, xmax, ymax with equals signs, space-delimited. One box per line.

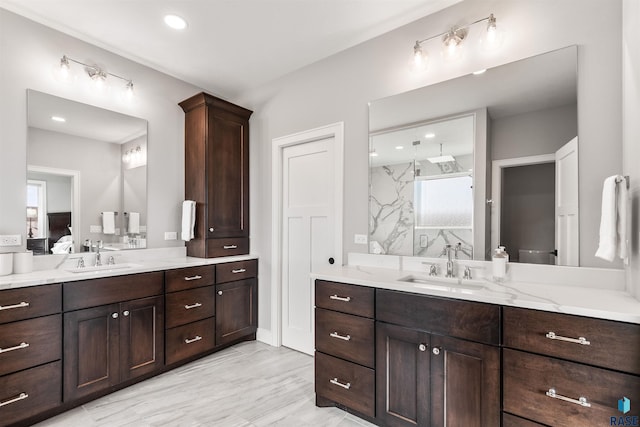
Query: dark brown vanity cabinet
xmin=62 ymin=272 xmax=164 ymax=401
xmin=215 ymin=260 xmax=258 ymax=346
xmin=180 ymin=92 xmax=252 ymax=258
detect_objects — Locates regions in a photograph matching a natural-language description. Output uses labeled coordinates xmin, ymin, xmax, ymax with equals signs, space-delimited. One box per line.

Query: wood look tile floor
xmin=34 ymin=342 xmax=376 ymax=427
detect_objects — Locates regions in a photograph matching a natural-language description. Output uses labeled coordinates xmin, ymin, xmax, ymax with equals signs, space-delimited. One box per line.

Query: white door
xmin=280 ymin=135 xmax=339 ymax=355
xmin=555 ymin=137 xmax=579 ymax=266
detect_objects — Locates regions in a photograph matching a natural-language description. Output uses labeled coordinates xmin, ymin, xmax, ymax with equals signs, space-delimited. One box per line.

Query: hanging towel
xmin=595 ymin=175 xmax=628 ymax=263
xmin=181 ymin=200 xmax=196 ymax=241
xmin=128 ymin=212 xmax=140 ymax=234
xmin=102 ymin=212 xmax=116 ymax=235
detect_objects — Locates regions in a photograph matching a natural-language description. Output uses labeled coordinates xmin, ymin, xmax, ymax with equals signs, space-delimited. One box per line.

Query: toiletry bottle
xmin=492 ymin=246 xmax=508 ymax=282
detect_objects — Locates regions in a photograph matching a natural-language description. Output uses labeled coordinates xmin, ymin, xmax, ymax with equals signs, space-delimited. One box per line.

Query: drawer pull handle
xmin=0 ymin=342 xmax=29 ymax=354
xmin=0 ymin=392 xmax=28 ymax=408
xmin=185 ymin=335 xmax=202 ymax=344
xmin=0 ymin=301 xmax=29 ymax=311
xmin=329 ymin=295 xmax=351 ymax=302
xmin=330 ymin=378 xmax=351 ymax=390
xmin=545 ymin=331 xmax=590 ymax=346
xmin=330 ymin=332 xmax=351 ymax=341
xmin=185 ymin=303 xmax=202 ymax=310
xmin=231 ymin=268 xmax=246 ymax=274
xmin=184 ymin=275 xmax=202 ymax=281
xmin=223 ymin=245 xmax=238 ymax=249
xmin=546 ymin=388 xmax=591 ymax=407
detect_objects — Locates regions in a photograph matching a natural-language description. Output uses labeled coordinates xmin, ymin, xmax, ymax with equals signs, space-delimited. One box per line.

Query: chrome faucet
xmin=428 ymin=264 xmax=438 ymax=276
xmin=441 ymin=244 xmax=454 ymax=278
xmin=463 ymin=266 xmax=472 ymax=280
xmin=454 ymin=242 xmax=462 ymax=259
xmin=76 ymin=258 xmax=85 ymax=269
xmin=94 ymin=240 xmax=103 ymax=267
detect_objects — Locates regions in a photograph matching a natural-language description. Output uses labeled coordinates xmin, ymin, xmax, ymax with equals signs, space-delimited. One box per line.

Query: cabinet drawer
xmin=315 ymin=352 xmax=375 ymax=418
xmin=503 ymin=349 xmax=640 ymax=427
xmin=207 ymin=237 xmax=249 ymax=257
xmin=165 ymin=317 xmax=215 ymax=365
xmin=165 ymin=265 xmax=215 ymax=292
xmin=0 ymin=284 xmax=61 ymax=324
xmin=376 ymin=289 xmax=500 ymax=345
xmin=63 ymin=272 xmax=164 ymax=311
xmin=216 ymin=259 xmax=257 ymax=283
xmin=0 ymin=314 xmax=61 ymax=376
xmin=315 ymin=308 xmax=374 ymax=368
xmin=315 ymin=281 xmax=374 ymax=318
xmin=503 ymin=413 xmax=546 ymax=427
xmin=503 ymin=307 xmax=640 ymax=375
xmin=0 ymin=361 xmax=61 ymax=426
xmin=166 ymin=286 xmax=215 ymax=328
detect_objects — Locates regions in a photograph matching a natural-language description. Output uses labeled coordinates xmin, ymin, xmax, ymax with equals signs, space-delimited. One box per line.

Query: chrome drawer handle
xmin=546 ymin=388 xmax=591 ymax=407
xmin=0 ymin=302 xmax=29 ymax=311
xmin=330 ymin=378 xmax=351 ymax=390
xmin=0 ymin=342 xmax=29 ymax=354
xmin=330 ymin=332 xmax=351 ymax=341
xmin=329 ymin=295 xmax=351 ymax=302
xmin=223 ymin=245 xmax=238 ymax=249
xmin=185 ymin=303 xmax=202 ymax=310
xmin=0 ymin=392 xmax=28 ymax=408
xmin=545 ymin=331 xmax=591 ymax=346
xmin=185 ymin=335 xmax=202 ymax=344
xmin=184 ymin=275 xmax=202 ymax=281
xmin=231 ymin=268 xmax=246 ymax=274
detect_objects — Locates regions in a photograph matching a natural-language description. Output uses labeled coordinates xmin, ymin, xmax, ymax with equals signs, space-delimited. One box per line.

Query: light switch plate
xmin=354 ymin=234 xmax=368 ymax=244
xmin=164 ymin=231 xmax=177 ymax=240
xmin=0 ymin=235 xmax=22 ymax=246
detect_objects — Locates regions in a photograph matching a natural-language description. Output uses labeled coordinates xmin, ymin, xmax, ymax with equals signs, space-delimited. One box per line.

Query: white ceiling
xmin=0 ymin=0 xmax=460 ymax=99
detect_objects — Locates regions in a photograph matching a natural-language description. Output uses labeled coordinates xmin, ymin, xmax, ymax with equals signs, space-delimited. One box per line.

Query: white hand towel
xmin=102 ymin=212 xmax=116 ymax=235
xmin=595 ymin=175 xmax=628 ymax=262
xmin=181 ymin=201 xmax=196 ymax=241
xmin=128 ymin=212 xmax=140 ymax=234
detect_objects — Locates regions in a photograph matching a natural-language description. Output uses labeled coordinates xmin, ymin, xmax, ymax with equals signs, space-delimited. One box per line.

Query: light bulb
xmin=125 ymin=81 xmax=134 ymax=100
xmin=60 ymin=56 xmax=70 ymax=78
xmin=411 ymin=41 xmax=427 ymax=72
xmin=479 ymin=14 xmax=504 ymax=51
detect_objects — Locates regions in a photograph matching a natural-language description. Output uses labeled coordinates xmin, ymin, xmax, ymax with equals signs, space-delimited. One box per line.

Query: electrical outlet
xmin=90 ymin=225 xmax=102 ymax=233
xmin=354 ymin=234 xmax=368 ymax=244
xmin=0 ymin=235 xmax=22 ymax=247
xmin=164 ymin=231 xmax=177 ymax=240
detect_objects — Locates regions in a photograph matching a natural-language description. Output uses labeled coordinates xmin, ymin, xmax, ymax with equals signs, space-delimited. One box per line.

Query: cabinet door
xmin=63 ymin=304 xmax=120 ymax=401
xmin=215 ymin=278 xmax=257 ymax=345
xmin=430 ymin=335 xmax=500 ymax=427
xmin=376 ymin=322 xmax=430 ymax=427
xmin=120 ymin=296 xmax=164 ymax=381
xmin=207 ymin=110 xmax=249 ymax=239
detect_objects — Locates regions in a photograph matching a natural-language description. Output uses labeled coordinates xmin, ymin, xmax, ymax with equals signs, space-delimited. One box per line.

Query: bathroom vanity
xmin=0 ymin=255 xmax=258 ymax=427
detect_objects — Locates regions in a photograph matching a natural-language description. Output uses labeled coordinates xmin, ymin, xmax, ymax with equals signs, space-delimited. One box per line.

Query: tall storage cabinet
xmin=179 ymin=92 xmax=253 ymax=258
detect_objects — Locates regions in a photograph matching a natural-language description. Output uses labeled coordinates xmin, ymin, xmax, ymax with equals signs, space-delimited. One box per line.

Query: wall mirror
xmin=27 ymin=89 xmax=148 ymax=255
xmin=369 ymin=46 xmax=579 ymax=266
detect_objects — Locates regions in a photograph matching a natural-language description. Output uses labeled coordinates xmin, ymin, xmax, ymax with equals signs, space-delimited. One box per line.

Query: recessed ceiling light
xmin=473 ymin=69 xmax=487 ymax=75
xmin=395 ymin=146 xmax=404 ymax=150
xmin=424 ymin=133 xmax=436 ymax=139
xmin=51 ymin=116 xmax=66 ymax=122
xmin=164 ymin=14 xmax=187 ymax=30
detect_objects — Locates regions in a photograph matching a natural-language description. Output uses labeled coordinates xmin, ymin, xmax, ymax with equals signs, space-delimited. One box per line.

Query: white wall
xmin=239 ymin=0 xmax=623 ymax=334
xmin=0 ymin=8 xmax=203 ymax=252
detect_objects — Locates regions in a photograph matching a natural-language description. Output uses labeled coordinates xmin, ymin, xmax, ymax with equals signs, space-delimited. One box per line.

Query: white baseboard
xmin=256 ymin=327 xmax=275 ymax=346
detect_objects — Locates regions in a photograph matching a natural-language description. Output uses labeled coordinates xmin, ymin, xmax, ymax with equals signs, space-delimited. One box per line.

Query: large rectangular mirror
xmin=26 ymin=90 xmax=148 ymax=255
xmin=369 ymin=46 xmax=579 ymax=266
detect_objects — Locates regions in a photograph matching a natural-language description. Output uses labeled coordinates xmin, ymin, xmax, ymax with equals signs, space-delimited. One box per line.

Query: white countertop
xmin=311 ymin=264 xmax=640 ymax=324
xmin=0 ymin=250 xmax=258 ymax=291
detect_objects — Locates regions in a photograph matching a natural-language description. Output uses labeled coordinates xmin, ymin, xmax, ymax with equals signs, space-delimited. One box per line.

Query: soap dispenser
xmin=492 ymin=246 xmax=508 ymax=282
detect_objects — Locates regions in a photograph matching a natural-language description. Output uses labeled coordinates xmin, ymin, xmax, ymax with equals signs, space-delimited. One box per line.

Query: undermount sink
xmin=65 ymin=263 xmax=141 ymax=274
xmin=398 ymin=274 xmax=486 ymax=292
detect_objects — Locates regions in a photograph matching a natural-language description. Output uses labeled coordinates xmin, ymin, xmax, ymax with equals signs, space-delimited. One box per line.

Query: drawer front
xmin=63 ymin=271 xmax=164 ymax=311
xmin=166 ymin=286 xmax=215 ymax=328
xmin=503 ymin=413 xmax=546 ymax=427
xmin=0 ymin=314 xmax=61 ymax=376
xmin=315 ymin=280 xmax=374 ymax=318
xmin=315 ymin=352 xmax=375 ymax=418
xmin=376 ymin=289 xmax=500 ymax=345
xmin=216 ymin=259 xmax=257 ymax=283
xmin=165 ymin=317 xmax=215 ymax=365
xmin=315 ymin=308 xmax=374 ymax=368
xmin=0 ymin=284 xmax=61 ymax=324
xmin=503 ymin=349 xmax=640 ymax=427
xmin=0 ymin=361 xmax=61 ymax=426
xmin=206 ymin=237 xmax=249 ymax=257
xmin=165 ymin=265 xmax=215 ymax=292
xmin=503 ymin=307 xmax=640 ymax=375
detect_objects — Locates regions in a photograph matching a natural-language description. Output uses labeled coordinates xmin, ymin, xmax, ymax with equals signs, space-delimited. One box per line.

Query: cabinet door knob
xmin=432 ymin=347 xmax=441 ymax=355
xmin=218 ymin=290 xmax=223 ymax=296
xmin=419 ymin=344 xmax=427 ymax=352
xmin=123 ymin=311 xmax=130 ymax=316
xmin=209 ymin=227 xmax=214 ymax=232
xmin=112 ymin=313 xmax=119 ymax=319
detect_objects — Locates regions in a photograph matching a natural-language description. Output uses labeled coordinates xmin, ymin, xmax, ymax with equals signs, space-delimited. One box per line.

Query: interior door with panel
xmin=555 ymin=136 xmax=579 ymax=266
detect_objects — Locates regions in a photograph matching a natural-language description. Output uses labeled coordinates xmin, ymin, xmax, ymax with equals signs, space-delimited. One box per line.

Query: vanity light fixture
xmin=122 ymin=145 xmax=143 ymax=163
xmin=412 ymin=13 xmax=501 ymax=69
xmin=58 ymin=55 xmax=135 ymax=98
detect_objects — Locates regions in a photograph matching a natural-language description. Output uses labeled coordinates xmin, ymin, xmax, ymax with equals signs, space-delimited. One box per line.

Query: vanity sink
xmin=398 ymin=275 xmax=486 ymax=292
xmin=65 ymin=263 xmax=141 ymax=274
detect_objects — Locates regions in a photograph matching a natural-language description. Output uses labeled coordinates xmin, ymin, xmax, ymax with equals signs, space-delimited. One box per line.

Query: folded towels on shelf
xmin=595 ymin=175 xmax=628 ymax=263
xmin=181 ymin=200 xmax=196 ymax=241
